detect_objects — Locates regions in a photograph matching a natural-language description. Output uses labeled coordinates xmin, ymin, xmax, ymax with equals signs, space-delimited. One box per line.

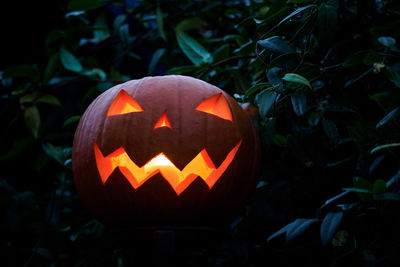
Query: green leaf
xmin=176 ymin=31 xmax=213 ymax=65
xmin=44 ymin=53 xmax=59 ymax=83
xmin=273 ymin=134 xmax=288 ymax=147
xmin=261 ymin=1 xmax=288 ymax=25
xmin=282 ymin=73 xmax=312 ymax=89
xmin=267 ymin=67 xmax=283 ymax=86
xmin=372 ymin=179 xmax=387 ymax=194
xmin=342 ymin=187 xmax=372 ymax=194
xmin=278 ymin=4 xmax=317 ymax=26
xmin=67 ymin=0 xmax=103 ymax=11
xmin=65 ymin=11 xmax=85 ymax=18
xmin=268 ymin=52 xmax=301 ymax=69
xmin=386 ymin=171 xmax=400 ymax=188
xmin=308 ymin=112 xmax=320 ymax=126
xmin=378 ymin=36 xmax=396 ymax=48
xmin=24 ymin=106 xmax=40 ymax=139
xmin=320 ymin=212 xmax=343 ymax=247
xmin=82 ymin=68 xmax=107 ymax=81
xmin=344 ymin=68 xmax=372 ymax=88
xmin=371 ymin=143 xmax=400 ymax=154
xmin=33 ymin=247 xmax=53 ymax=260
xmin=175 ymin=17 xmax=206 ymax=32
xmin=255 ymin=89 xmax=278 ymax=117
xmin=319 ymin=191 xmax=350 ymax=211
xmin=386 ymin=67 xmax=400 ymax=88
xmin=42 ymin=143 xmax=65 ymax=165
xmin=20 ymin=93 xmax=61 ymax=106
xmin=113 ymin=15 xmax=127 ymax=34
xmin=316 ymin=3 xmax=337 ymax=47
xmin=0 ymin=138 xmax=33 ymax=160
xmin=342 ymin=51 xmax=367 ymax=68
xmin=257 ymin=36 xmax=294 ymax=54
xmin=167 ymin=65 xmax=200 ymax=74
xmin=3 ymin=65 xmax=40 ymax=83
xmin=352 ymin=176 xmax=373 ymax=199
xmin=119 ymin=24 xmax=134 ymax=45
xmin=373 ymin=192 xmax=400 ymax=201
xmin=376 ymin=107 xmax=400 ymax=128
xmin=369 ymin=155 xmax=384 ymax=175
xmin=156 ymin=5 xmax=167 ymax=41
xmin=267 ymin=218 xmax=319 ymax=242
xmin=322 ymin=119 xmax=339 ymax=142
xmin=37 ymin=94 xmax=62 ymax=106
xmin=20 ymin=93 xmax=38 ymax=104
xmin=60 ymin=47 xmax=83 ymax=73
xmin=93 ymin=12 xmax=110 ymax=41
xmin=148 ymin=48 xmax=166 ymax=74
xmin=245 ymin=83 xmax=272 ymax=98
xmin=291 ymin=91 xmax=307 ymax=116
xmin=63 ymin=115 xmax=81 ymax=128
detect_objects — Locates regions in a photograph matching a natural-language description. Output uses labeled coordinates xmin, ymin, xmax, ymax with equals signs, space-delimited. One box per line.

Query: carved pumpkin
xmin=72 ymin=75 xmax=259 ymax=226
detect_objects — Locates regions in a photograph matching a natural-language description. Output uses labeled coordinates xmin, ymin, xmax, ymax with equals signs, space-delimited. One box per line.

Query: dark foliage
xmin=1 ymin=0 xmax=400 ymax=266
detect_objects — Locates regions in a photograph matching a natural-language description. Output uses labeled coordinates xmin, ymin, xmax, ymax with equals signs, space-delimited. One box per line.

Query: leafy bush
xmin=1 ymin=0 xmax=400 ymax=266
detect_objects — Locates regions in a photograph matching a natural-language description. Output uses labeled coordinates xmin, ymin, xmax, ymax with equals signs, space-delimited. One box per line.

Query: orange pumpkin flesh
xmin=72 ymin=75 xmax=259 ymax=227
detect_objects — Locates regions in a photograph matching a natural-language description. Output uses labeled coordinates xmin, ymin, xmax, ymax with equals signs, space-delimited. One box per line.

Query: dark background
xmin=1 ymin=0 xmax=400 ymax=266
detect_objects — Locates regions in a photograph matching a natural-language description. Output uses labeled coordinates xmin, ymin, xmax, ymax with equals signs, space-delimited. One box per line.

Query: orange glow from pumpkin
xmin=94 ymin=140 xmax=242 ymax=195
xmin=195 ymin=93 xmax=233 ymax=121
xmin=154 ymin=111 xmax=172 ymax=129
xmin=107 ymin=89 xmax=143 ymax=116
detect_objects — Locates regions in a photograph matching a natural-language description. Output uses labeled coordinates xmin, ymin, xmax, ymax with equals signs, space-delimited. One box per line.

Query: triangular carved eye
xmin=107 ymin=90 xmax=143 ymax=116
xmin=195 ymin=93 xmax=233 ymax=121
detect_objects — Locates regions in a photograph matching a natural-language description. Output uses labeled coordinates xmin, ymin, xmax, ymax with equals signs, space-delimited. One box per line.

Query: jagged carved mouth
xmin=94 ymin=140 xmax=242 ymax=195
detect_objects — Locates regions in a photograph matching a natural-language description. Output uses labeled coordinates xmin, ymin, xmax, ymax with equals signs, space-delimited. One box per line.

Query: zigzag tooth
xmin=94 ymin=142 xmax=117 ymax=184
xmin=94 ymin=139 xmax=242 ymax=194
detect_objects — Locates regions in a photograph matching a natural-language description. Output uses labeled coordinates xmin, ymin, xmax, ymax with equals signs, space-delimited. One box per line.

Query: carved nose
xmin=154 ymin=111 xmax=172 ymax=129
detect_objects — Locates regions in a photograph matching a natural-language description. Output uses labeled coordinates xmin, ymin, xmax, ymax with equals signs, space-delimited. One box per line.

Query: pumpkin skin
xmin=72 ymin=75 xmax=259 ymax=227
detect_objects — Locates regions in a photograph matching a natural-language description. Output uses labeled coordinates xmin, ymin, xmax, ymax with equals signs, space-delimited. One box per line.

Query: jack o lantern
xmin=72 ymin=75 xmax=259 ymax=226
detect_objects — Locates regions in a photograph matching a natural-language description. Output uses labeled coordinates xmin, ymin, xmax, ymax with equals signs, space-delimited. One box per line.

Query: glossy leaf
xmin=24 ymin=106 xmax=40 ymax=139
xmin=42 ymin=143 xmax=66 ymax=165
xmin=316 ymin=3 xmax=337 ymax=47
xmin=175 ymin=17 xmax=206 ymax=32
xmin=0 ymin=138 xmax=33 ymax=160
xmin=3 ymin=65 xmax=40 ymax=83
xmin=371 ymin=143 xmax=400 ymax=154
xmin=320 ymin=212 xmax=343 ymax=247
xmin=176 ymin=31 xmax=213 ymax=65
xmin=44 ymin=53 xmax=59 ymax=83
xmin=63 ymin=115 xmax=81 ymax=128
xmin=283 ymin=73 xmax=312 ymax=89
xmin=376 ymin=107 xmax=400 ymax=128
xmin=156 ymin=5 xmax=167 ymax=41
xmin=148 ymin=48 xmax=166 ymax=74
xmin=255 ymin=89 xmax=277 ymax=117
xmin=322 ymin=119 xmax=339 ymax=142
xmin=372 ymin=179 xmax=387 ymax=194
xmin=20 ymin=93 xmax=62 ymax=106
xmin=267 ymin=218 xmax=319 ymax=242
xmin=278 ymin=4 xmax=317 ymax=26
xmin=60 ymin=48 xmax=83 ymax=73
xmin=257 ymin=36 xmax=294 ymax=54
xmin=245 ymin=83 xmax=272 ymax=97
xmin=291 ymin=91 xmax=307 ymax=116
xmin=378 ymin=36 xmax=396 ymax=48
